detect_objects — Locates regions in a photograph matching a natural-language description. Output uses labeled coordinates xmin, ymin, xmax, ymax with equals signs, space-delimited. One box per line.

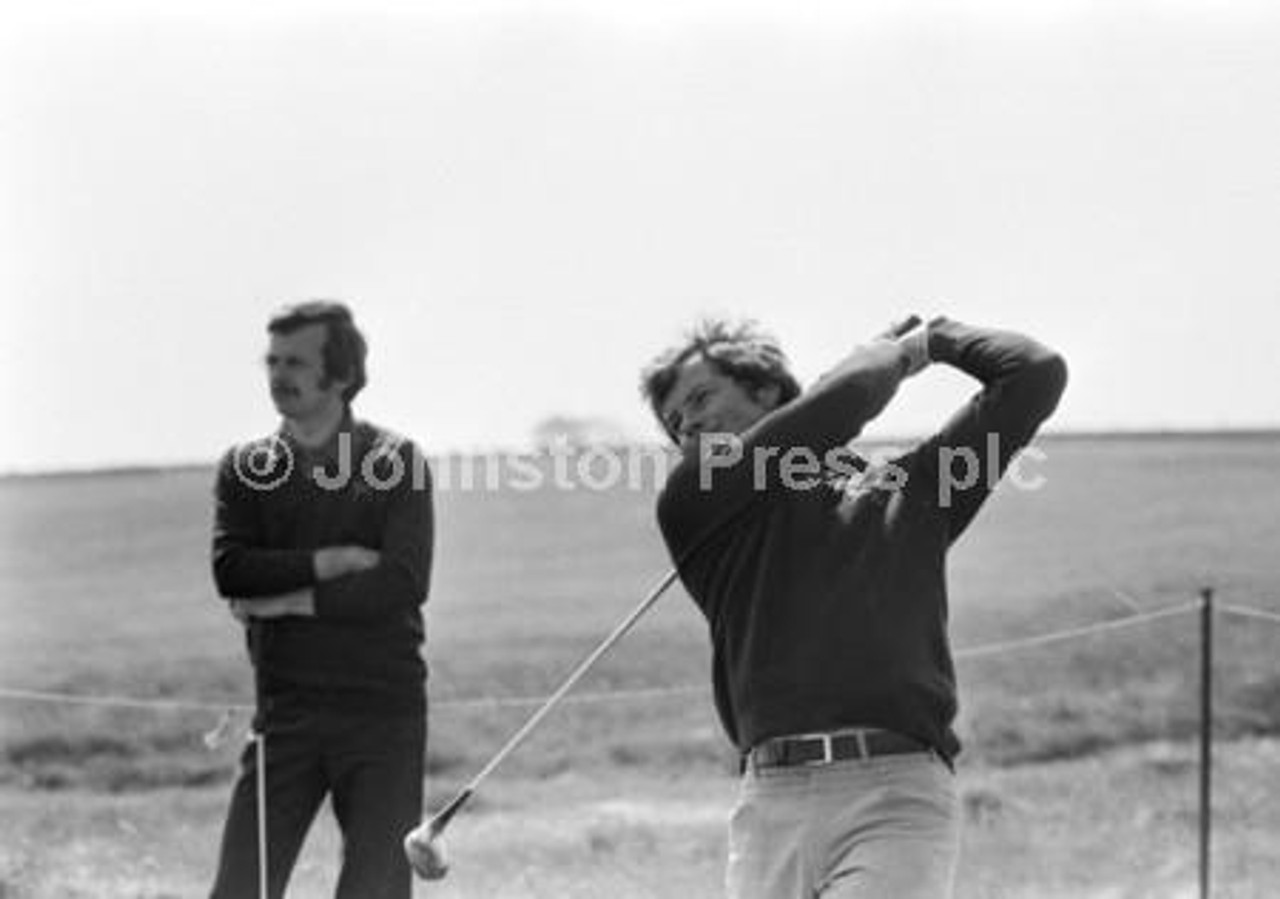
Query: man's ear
xmin=755 ymin=384 xmax=783 ymax=411
xmin=321 ymin=373 xmax=353 ymax=398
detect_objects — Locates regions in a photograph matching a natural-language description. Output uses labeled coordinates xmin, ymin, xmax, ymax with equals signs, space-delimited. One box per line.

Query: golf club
xmin=405 ymin=565 xmax=681 ymax=879
xmin=255 ymin=732 xmax=268 ymax=899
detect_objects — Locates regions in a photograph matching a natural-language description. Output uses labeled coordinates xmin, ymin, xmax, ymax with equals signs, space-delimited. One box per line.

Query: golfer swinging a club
xmin=641 ymin=313 xmax=1066 ymax=898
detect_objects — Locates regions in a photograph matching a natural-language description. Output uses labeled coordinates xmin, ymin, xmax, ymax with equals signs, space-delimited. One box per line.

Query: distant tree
xmin=530 ymin=415 xmax=632 ymax=449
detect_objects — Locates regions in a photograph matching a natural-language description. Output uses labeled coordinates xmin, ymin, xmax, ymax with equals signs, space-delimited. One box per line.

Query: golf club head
xmin=405 ymin=788 xmax=470 ymax=880
xmin=404 ymin=824 xmax=449 ymax=880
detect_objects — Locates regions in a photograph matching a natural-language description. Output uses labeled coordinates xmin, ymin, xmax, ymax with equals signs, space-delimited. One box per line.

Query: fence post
xmin=1199 ymin=586 xmax=1214 ymax=899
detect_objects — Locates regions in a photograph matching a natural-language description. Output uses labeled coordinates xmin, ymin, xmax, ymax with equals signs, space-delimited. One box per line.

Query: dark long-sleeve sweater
xmin=212 ymin=416 xmax=434 ymax=715
xmin=656 ymin=318 xmax=1068 ymax=758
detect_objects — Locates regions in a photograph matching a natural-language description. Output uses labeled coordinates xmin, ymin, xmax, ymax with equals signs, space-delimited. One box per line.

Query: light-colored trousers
xmin=726 ymin=751 xmax=959 ymax=899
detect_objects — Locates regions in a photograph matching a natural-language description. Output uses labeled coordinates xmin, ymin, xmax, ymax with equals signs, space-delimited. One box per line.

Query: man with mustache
xmin=641 ymin=313 xmax=1067 ymax=898
xmin=209 ymin=301 xmax=433 ymax=899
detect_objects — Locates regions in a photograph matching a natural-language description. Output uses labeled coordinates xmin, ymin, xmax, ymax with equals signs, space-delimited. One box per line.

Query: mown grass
xmin=3 ymin=739 xmax=1279 ymax=897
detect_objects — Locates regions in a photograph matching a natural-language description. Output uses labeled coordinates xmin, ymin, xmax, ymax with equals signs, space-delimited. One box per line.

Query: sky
xmin=2 ymin=0 xmax=1278 ymax=472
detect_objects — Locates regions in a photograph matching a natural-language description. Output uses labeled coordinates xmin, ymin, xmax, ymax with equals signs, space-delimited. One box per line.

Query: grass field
xmin=2 ymin=433 xmax=1279 ymax=897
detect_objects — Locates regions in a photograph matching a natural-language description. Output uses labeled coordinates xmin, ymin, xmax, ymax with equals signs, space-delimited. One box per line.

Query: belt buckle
xmin=801 ymin=733 xmax=834 ymax=767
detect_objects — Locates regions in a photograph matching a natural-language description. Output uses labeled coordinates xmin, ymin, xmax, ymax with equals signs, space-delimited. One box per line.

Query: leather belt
xmin=749 ymin=728 xmax=930 ymax=770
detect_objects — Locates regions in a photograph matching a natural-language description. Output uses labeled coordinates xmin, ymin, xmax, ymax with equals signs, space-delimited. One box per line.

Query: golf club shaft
xmin=426 ymin=566 xmax=681 ymax=832
xmin=255 ymin=732 xmax=268 ymax=899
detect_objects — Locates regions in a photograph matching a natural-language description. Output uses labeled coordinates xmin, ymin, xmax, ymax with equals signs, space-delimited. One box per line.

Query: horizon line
xmin=3 ymin=425 xmax=1278 ymax=481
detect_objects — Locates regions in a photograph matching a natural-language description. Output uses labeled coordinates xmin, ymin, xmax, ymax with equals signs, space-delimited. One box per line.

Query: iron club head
xmin=404 ymin=824 xmax=449 ymax=881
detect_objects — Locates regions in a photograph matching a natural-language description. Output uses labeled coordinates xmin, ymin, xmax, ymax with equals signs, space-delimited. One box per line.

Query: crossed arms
xmin=225 ymin=547 xmax=381 ymax=621
xmin=211 ymin=440 xmax=433 ymax=623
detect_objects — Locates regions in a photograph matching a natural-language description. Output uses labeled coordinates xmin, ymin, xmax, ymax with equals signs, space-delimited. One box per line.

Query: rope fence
xmin=0 ymin=686 xmax=253 ymax=713
xmin=8 ymin=594 xmax=1276 ymax=716
xmin=952 ymin=599 xmax=1202 ymax=660
xmin=1220 ymin=602 xmax=1280 ymax=627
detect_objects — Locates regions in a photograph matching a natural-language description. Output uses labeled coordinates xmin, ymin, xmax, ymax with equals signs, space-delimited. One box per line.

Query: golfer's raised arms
xmin=641 ymin=312 xmax=1066 ymax=899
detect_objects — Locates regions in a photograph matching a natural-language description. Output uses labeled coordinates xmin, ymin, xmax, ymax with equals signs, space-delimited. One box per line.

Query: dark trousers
xmin=210 ymin=704 xmax=425 ymax=899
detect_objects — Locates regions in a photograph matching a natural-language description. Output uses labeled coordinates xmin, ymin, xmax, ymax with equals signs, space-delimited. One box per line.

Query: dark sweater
xmin=211 ymin=416 xmax=433 ymax=715
xmin=656 ymin=319 xmax=1067 ymax=758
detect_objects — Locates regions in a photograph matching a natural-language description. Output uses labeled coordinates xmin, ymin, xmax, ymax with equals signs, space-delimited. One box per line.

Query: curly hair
xmin=267 ymin=301 xmax=368 ymax=403
xmin=640 ymin=318 xmax=801 ymax=441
